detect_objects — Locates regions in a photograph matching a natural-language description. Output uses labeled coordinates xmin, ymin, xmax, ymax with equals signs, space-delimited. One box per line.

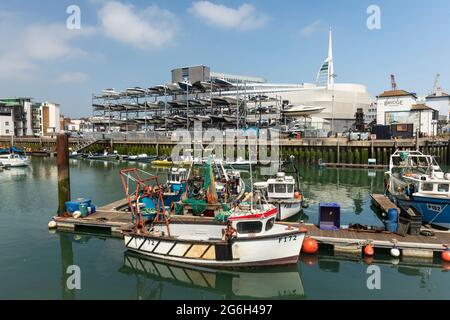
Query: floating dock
xmin=51 ymin=198 xmax=450 ymax=259
xmin=370 ymin=193 xmax=399 ymax=214
xmin=322 ymin=163 xmax=388 ymax=169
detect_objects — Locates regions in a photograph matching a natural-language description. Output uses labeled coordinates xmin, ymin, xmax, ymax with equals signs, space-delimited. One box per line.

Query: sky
xmin=0 ymin=0 xmax=450 ymax=117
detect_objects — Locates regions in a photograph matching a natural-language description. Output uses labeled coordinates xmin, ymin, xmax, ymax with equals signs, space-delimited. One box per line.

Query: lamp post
xmin=330 ymin=73 xmax=337 ymax=135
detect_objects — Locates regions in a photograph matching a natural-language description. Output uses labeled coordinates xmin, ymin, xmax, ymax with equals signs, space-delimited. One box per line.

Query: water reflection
xmin=119 ymin=252 xmax=305 ymax=300
xmin=59 ymin=233 xmax=75 ymax=300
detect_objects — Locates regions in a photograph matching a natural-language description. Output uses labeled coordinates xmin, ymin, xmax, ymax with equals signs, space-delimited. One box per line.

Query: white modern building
xmin=169 ymin=29 xmax=374 ymax=133
xmin=424 ymin=89 xmax=450 ymax=121
xmin=0 ymin=112 xmax=13 ymax=136
xmin=376 ymin=89 xmax=438 ymax=136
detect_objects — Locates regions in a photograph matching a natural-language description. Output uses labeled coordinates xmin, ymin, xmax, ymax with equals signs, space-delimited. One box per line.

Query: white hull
xmin=124 ymin=222 xmax=305 ymax=268
xmin=0 ymin=158 xmax=30 ymax=167
xmin=272 ymin=201 xmax=302 ymax=220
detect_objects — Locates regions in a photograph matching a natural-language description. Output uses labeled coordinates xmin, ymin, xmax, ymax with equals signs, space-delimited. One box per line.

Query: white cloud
xmin=190 ymin=1 xmax=269 ymax=31
xmin=98 ymin=1 xmax=177 ymax=50
xmin=300 ymin=20 xmax=324 ymax=37
xmin=55 ymin=71 xmax=88 ymax=84
xmin=0 ymin=16 xmax=94 ymax=80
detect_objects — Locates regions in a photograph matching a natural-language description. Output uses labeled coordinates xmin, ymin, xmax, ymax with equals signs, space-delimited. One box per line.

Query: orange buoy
xmin=302 ymin=237 xmax=319 ymax=254
xmin=364 ymin=244 xmax=375 ymax=256
xmin=442 ymin=249 xmax=450 ymax=262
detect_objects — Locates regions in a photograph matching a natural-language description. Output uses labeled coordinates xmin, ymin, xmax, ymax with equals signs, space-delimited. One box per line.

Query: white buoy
xmin=73 ymin=211 xmax=82 ymax=219
xmin=390 ymin=247 xmax=401 ymax=257
xmin=48 ymin=221 xmax=57 ymax=229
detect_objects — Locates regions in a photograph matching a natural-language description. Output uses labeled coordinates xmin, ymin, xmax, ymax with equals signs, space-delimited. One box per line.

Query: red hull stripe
xmin=228 ymin=208 xmax=278 ymax=221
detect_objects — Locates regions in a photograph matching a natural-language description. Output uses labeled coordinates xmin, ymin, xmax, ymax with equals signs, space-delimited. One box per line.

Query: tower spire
xmin=328 ymin=27 xmax=334 ymax=87
xmin=316 ymin=27 xmax=335 ymax=88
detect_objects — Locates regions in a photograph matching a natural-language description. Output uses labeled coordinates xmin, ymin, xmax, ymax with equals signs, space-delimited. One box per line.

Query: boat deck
xmin=51 ymin=198 xmax=450 ymax=256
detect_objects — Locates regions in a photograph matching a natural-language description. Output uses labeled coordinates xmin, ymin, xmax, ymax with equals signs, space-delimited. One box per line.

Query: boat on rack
xmin=385 ymin=149 xmax=450 ymax=229
xmin=254 ymin=172 xmax=304 ymax=220
xmin=281 ymin=105 xmax=326 ymax=117
xmin=0 ymin=147 xmax=30 ymax=167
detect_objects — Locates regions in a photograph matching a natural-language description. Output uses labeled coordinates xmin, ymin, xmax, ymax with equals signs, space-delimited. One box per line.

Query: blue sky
xmin=1 ymin=0 xmax=450 ymax=117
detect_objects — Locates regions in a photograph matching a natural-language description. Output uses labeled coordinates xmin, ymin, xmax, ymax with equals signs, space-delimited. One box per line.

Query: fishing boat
xmin=0 ymin=147 xmax=30 ymax=167
xmin=385 ymin=149 xmax=450 ymax=229
xmin=123 ymin=196 xmax=307 ymax=268
xmin=254 ymin=172 xmax=303 ymax=220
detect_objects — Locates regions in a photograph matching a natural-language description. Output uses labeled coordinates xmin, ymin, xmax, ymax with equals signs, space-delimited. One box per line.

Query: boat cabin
xmin=168 ymin=168 xmax=187 ymax=193
xmin=227 ymin=204 xmax=278 ymax=238
xmin=267 ymin=172 xmax=296 ymax=199
xmin=404 ymin=175 xmax=450 ymax=198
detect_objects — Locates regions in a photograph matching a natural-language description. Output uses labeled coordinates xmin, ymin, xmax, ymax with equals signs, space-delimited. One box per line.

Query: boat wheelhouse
xmin=255 ymin=172 xmax=303 ymax=220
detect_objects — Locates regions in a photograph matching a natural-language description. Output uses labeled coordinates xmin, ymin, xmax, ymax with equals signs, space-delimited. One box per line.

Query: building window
xmin=5 ymin=121 xmax=9 ymax=126
xmin=5 ymin=129 xmax=9 ymax=134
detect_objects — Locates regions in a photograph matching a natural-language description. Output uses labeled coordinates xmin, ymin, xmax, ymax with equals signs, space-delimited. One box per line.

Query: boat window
xmin=265 ymin=218 xmax=275 ymax=231
xmin=287 ymin=185 xmax=294 ymax=193
xmin=268 ymin=184 xmax=274 ymax=193
xmin=422 ymin=183 xmax=434 ymax=192
xmin=438 ymin=184 xmax=449 ymax=192
xmin=275 ymin=184 xmax=286 ymax=193
xmin=236 ymin=221 xmax=263 ymax=234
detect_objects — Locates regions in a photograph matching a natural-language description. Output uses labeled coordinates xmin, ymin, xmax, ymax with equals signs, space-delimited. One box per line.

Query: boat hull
xmin=124 ymin=229 xmax=305 ymax=268
xmin=0 ymin=159 xmax=30 ymax=167
xmin=389 ymin=192 xmax=450 ymax=229
xmin=272 ymin=200 xmax=302 ymax=220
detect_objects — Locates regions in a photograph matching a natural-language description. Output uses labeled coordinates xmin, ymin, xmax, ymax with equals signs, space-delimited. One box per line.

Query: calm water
xmin=0 ymin=157 xmax=449 ymax=300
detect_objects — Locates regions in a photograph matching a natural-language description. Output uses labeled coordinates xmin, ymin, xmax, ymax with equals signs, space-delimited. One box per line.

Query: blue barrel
xmin=388 ymin=208 xmax=398 ymax=223
xmin=385 ymin=221 xmax=398 ymax=233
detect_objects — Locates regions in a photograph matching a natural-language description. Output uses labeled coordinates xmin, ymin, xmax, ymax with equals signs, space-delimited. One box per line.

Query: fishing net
xmin=182 ymin=198 xmax=208 ymax=215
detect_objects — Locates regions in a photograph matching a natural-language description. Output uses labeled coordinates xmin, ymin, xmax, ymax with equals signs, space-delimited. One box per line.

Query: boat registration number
xmin=427 ymin=204 xmax=443 ymax=213
xmin=278 ymin=235 xmax=297 ymax=243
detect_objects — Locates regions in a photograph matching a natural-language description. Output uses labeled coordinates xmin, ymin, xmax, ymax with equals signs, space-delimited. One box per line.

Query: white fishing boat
xmin=254 ymin=172 xmax=303 ymax=220
xmin=0 ymin=153 xmax=30 ymax=167
xmin=386 ymin=149 xmax=450 ymax=229
xmin=124 ymin=199 xmax=306 ymax=268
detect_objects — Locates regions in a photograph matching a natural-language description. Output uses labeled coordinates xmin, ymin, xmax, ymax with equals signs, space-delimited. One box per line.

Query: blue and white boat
xmin=386 ymin=149 xmax=450 ymax=229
